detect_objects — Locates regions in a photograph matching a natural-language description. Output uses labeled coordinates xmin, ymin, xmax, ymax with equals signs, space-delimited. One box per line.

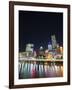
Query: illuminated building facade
xmin=19 ymin=35 xmax=63 ymax=60
xmin=48 ymin=42 xmax=52 ymax=51
xmin=26 ymin=44 xmax=34 ymax=52
xmin=51 ymin=35 xmax=57 ymax=49
xmin=38 ymin=46 xmax=45 ymax=59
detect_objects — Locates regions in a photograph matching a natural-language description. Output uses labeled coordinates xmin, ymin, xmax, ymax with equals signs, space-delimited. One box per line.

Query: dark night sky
xmin=19 ymin=10 xmax=63 ymax=52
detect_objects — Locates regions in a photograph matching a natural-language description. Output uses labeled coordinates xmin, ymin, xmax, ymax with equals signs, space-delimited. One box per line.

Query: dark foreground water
xmin=19 ymin=61 xmax=63 ymax=79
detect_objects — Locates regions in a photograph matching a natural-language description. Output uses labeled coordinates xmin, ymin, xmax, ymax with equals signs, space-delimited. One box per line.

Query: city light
xmin=19 ymin=35 xmax=63 ymax=60
xmin=19 ymin=35 xmax=63 ymax=79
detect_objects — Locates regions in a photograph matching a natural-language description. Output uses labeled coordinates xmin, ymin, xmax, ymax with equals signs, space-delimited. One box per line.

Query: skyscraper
xmin=51 ymin=35 xmax=57 ymax=49
xmin=48 ymin=42 xmax=52 ymax=51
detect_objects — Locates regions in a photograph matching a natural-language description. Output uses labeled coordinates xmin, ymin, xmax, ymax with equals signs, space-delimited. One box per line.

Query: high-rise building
xmin=48 ymin=42 xmax=52 ymax=51
xmin=25 ymin=43 xmax=34 ymax=57
xmin=26 ymin=43 xmax=34 ymax=52
xmin=51 ymin=35 xmax=57 ymax=49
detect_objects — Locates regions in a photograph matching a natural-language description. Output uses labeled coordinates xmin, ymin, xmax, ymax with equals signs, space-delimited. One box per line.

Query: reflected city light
xmin=19 ymin=35 xmax=63 ymax=79
xmin=19 ymin=61 xmax=63 ymax=79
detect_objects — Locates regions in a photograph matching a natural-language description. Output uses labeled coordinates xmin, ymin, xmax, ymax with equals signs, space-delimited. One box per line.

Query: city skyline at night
xmin=19 ymin=10 xmax=63 ymax=79
xmin=19 ymin=10 xmax=63 ymax=52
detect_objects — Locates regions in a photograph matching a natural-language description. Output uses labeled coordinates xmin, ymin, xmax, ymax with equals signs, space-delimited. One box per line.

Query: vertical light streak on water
xmin=19 ymin=60 xmax=63 ymax=79
xmin=38 ymin=62 xmax=44 ymax=78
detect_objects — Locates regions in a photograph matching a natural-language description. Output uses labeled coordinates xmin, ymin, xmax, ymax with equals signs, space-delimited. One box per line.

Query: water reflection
xmin=19 ymin=61 xmax=63 ymax=79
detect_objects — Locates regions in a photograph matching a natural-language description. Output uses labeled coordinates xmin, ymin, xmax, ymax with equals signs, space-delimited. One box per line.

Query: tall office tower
xmin=51 ymin=35 xmax=57 ymax=49
xmin=48 ymin=42 xmax=52 ymax=51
